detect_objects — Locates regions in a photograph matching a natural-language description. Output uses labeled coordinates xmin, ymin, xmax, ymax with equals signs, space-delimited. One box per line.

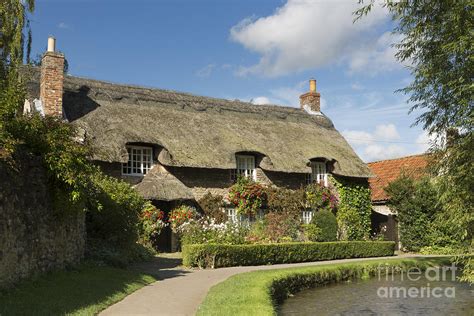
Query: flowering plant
xmin=168 ymin=205 xmax=197 ymax=233
xmin=228 ymin=176 xmax=267 ymax=215
xmin=180 ymin=217 xmax=250 ymax=245
xmin=140 ymin=202 xmax=167 ymax=243
xmin=306 ymin=182 xmax=338 ymax=211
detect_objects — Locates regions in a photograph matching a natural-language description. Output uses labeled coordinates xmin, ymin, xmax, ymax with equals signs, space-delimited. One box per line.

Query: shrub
xmin=265 ymin=186 xmax=305 ymax=218
xmin=302 ymin=224 xmax=322 ymax=242
xmin=86 ymin=173 xmax=146 ymax=249
xmin=310 ymin=210 xmax=337 ymax=242
xmin=181 ymin=218 xmax=250 ymax=245
xmin=261 ymin=211 xmax=301 ymax=243
xmin=182 ymin=241 xmax=396 ymax=268
xmin=197 ymin=192 xmax=227 ymax=223
xmin=228 ymin=176 xmax=267 ymax=215
xmin=385 ymin=175 xmax=440 ymax=251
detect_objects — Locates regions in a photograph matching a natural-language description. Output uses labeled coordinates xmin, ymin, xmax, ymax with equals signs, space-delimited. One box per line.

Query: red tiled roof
xmin=367 ymin=154 xmax=429 ymax=202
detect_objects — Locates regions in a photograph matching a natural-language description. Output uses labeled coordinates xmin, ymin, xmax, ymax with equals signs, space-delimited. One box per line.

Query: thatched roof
xmin=23 ymin=67 xmax=371 ymax=178
xmin=133 ymin=167 xmax=194 ymax=201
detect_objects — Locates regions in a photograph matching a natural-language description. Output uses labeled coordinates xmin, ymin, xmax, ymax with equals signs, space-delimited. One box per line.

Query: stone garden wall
xmin=0 ymin=153 xmax=85 ymax=289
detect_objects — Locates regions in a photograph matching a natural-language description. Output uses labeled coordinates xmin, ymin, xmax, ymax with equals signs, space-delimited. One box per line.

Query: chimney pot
xmin=47 ymin=36 xmax=56 ymax=52
xmin=300 ymin=77 xmax=321 ymax=113
xmin=309 ymin=79 xmax=316 ymax=93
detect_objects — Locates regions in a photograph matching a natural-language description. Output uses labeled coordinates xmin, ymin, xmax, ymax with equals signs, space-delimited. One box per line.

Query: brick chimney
xmin=300 ymin=79 xmax=321 ymax=113
xmin=40 ymin=36 xmax=64 ymax=118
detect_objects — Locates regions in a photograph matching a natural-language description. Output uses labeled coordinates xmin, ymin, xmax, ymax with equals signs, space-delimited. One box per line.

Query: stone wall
xmin=0 ymin=154 xmax=85 ymax=289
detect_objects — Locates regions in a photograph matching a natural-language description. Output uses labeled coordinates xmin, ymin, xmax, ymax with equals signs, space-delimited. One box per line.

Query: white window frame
xmin=307 ymin=161 xmax=328 ymax=187
xmin=225 ymin=208 xmax=264 ymax=224
xmin=226 ymin=208 xmax=239 ymax=223
xmin=233 ymin=155 xmax=257 ymax=181
xmin=122 ymin=146 xmax=153 ymax=176
xmin=302 ymin=210 xmax=313 ymax=224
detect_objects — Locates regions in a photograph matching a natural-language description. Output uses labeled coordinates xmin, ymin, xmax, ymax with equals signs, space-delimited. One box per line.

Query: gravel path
xmin=100 ymin=254 xmax=426 ymax=316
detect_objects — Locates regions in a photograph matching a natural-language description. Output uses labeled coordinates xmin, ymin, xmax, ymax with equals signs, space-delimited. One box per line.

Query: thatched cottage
xmin=25 ymin=38 xmax=371 ymax=250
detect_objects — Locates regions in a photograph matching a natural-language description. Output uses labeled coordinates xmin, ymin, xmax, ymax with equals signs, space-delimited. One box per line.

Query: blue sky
xmin=30 ymin=0 xmax=432 ymax=162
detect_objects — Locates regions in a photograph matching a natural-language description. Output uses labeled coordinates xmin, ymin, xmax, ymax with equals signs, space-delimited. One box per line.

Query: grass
xmin=197 ymin=257 xmax=451 ymax=316
xmin=0 ymin=264 xmax=157 ymax=315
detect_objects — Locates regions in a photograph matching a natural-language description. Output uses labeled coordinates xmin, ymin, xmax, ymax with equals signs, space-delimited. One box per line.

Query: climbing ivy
xmin=331 ymin=176 xmax=372 ymax=241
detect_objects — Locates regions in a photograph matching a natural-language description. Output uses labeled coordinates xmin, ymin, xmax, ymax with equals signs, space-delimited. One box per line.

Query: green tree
xmin=385 ymin=175 xmax=441 ymax=251
xmin=356 ymin=0 xmax=473 ymax=282
xmin=0 ymin=0 xmax=34 ymax=146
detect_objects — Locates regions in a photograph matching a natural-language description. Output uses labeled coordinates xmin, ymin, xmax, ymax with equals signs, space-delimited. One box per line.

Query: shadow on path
xmin=131 ymin=253 xmax=191 ymax=281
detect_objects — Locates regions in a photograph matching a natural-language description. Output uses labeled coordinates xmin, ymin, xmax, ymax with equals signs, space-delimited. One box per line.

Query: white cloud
xmin=195 ymin=64 xmax=216 ymax=78
xmin=351 ymin=83 xmax=364 ymax=91
xmin=57 ymin=22 xmax=70 ymax=29
xmin=374 ymin=123 xmax=400 ymax=140
xmin=230 ymin=0 xmax=399 ymax=77
xmin=416 ymin=131 xmax=441 ymax=152
xmin=251 ymin=96 xmax=271 ymax=105
xmin=364 ymin=144 xmax=407 ymax=161
xmin=343 ymin=124 xmax=407 ymax=161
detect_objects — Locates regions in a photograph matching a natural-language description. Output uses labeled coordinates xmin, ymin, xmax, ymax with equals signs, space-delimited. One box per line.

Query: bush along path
xmin=100 ymin=254 xmax=434 ymax=316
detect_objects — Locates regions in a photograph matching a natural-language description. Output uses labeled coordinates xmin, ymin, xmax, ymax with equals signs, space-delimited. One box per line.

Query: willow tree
xmin=0 ymin=0 xmax=35 ymax=148
xmin=356 ymin=0 xmax=473 ymax=282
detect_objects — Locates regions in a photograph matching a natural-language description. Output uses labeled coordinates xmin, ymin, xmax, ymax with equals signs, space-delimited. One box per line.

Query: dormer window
xmin=232 ymin=155 xmax=256 ymax=181
xmin=307 ymin=161 xmax=328 ymax=186
xmin=122 ymin=146 xmax=153 ymax=176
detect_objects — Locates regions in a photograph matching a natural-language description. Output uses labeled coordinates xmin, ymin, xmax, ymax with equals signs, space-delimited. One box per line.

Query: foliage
xmin=355 ymin=1 xmax=472 ymax=138
xmin=305 ymin=182 xmax=337 ymax=212
xmin=455 ymin=255 xmax=474 ymax=284
xmin=180 ymin=218 xmax=250 ymax=246
xmin=8 ymin=115 xmax=95 ymax=204
xmin=228 ymin=176 xmax=267 ymax=215
xmin=431 ymin=134 xmax=474 ymax=248
xmin=385 ymin=175 xmax=441 ymax=252
xmin=85 ymin=240 xmax=155 ymax=268
xmin=356 ymin=0 xmax=473 ymax=279
xmin=265 ymin=186 xmax=305 ymax=217
xmin=310 ymin=210 xmax=338 ymax=242
xmin=419 ymin=246 xmax=467 ymax=256
xmin=261 ymin=211 xmax=301 ymax=243
xmin=197 ymin=257 xmax=451 ymax=316
xmin=168 ymin=205 xmax=197 ymax=233
xmin=333 ymin=177 xmax=372 ymax=241
xmin=139 ymin=202 xmax=167 ymax=246
xmin=302 ymin=224 xmax=322 ymax=242
xmin=0 ymin=0 xmax=34 ymax=144
xmin=86 ymin=172 xmax=146 ymax=250
xmin=182 ymin=241 xmax=395 ymax=268
xmin=0 ymin=264 xmax=156 ymax=315
xmin=197 ymin=192 xmax=226 ymax=224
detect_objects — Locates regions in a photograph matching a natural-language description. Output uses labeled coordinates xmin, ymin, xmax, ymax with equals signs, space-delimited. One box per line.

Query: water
xmin=279 ymin=274 xmax=473 ymax=315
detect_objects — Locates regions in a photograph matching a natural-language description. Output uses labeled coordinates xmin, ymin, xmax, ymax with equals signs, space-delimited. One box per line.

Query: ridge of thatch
xmin=22 ymin=66 xmax=371 ymax=178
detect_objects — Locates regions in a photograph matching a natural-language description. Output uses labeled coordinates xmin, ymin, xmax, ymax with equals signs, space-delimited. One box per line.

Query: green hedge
xmin=183 ymin=241 xmax=395 ymax=268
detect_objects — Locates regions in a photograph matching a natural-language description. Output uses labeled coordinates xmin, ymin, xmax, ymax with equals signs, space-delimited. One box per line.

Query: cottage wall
xmin=0 ymin=154 xmax=85 ymax=289
xmin=97 ymin=161 xmax=309 ymax=202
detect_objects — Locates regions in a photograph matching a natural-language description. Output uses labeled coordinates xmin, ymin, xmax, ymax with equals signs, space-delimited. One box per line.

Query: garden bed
xmin=196 ymin=257 xmax=451 ymax=316
xmin=183 ymin=241 xmax=396 ymax=268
